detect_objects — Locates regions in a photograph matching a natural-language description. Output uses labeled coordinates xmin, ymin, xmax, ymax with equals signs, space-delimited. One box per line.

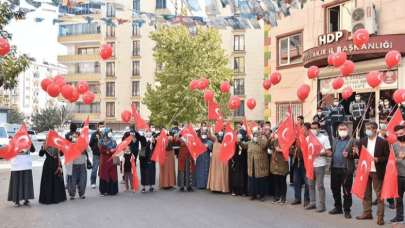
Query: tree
xmin=0 ymin=2 xmax=30 ymax=90
xmin=31 ymin=104 xmax=74 ymax=132
xmin=143 ymin=26 xmax=234 ymax=127
xmin=8 ymin=108 xmax=25 ymax=124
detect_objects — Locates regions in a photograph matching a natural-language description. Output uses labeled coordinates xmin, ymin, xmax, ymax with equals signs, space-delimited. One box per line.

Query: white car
xmin=36 ymin=131 xmax=48 ymax=141
xmin=27 ymin=130 xmax=37 ymax=141
xmin=0 ymin=125 xmax=9 ymax=159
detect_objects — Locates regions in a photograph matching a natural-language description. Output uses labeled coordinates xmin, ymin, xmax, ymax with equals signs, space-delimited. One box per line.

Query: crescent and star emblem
xmin=252 ymin=100 xmax=256 ymax=105
xmin=231 ymin=100 xmax=236 ymax=106
xmin=401 ymin=93 xmax=405 ymax=100
xmin=359 ymin=160 xmax=367 ymax=181
xmin=308 ymin=143 xmax=314 ymax=160
xmin=54 ymin=138 xmax=64 ymax=147
xmin=223 ymin=132 xmax=234 ymax=147
xmin=215 ymin=108 xmax=221 ymax=116
xmin=377 ymin=73 xmax=382 ymax=81
xmin=277 ymin=75 xmax=281 ymax=81
xmin=282 ymin=128 xmax=288 ymax=139
xmin=314 ymin=70 xmax=319 ymax=76
xmin=186 ymin=134 xmax=196 ymax=146
xmin=356 ymin=33 xmax=363 ymax=41
xmin=16 ymin=135 xmax=29 ymax=145
xmin=396 ymin=54 xmax=401 ymax=61
xmin=78 ymin=84 xmax=84 ymax=90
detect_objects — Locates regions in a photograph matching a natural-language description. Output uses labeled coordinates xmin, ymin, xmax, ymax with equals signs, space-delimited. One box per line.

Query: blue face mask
xmin=181 ymin=137 xmax=187 ymax=143
xmin=311 ymin=129 xmax=318 ymax=136
xmin=380 ymin=124 xmax=387 ymax=130
xmin=237 ymin=134 xmax=243 ymax=139
xmin=218 ymin=131 xmax=223 ymax=137
xmin=146 ymin=132 xmax=152 ymax=138
xmin=366 ymin=130 xmax=373 ymax=137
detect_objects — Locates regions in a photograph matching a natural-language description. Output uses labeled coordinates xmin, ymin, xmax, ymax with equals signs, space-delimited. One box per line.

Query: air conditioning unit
xmin=351 ymin=4 xmax=377 ymax=35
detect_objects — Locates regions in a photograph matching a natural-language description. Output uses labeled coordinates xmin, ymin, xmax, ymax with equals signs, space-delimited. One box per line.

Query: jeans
xmin=332 ymin=122 xmax=341 ymax=138
xmin=293 ymin=161 xmax=309 ymax=203
xmin=308 ymin=166 xmax=326 ymax=210
xmin=396 ymin=177 xmax=405 ymax=220
xmin=364 ymin=172 xmax=384 ymax=218
xmin=90 ymin=155 xmax=100 ymax=185
xmin=331 ymin=168 xmax=353 ymax=212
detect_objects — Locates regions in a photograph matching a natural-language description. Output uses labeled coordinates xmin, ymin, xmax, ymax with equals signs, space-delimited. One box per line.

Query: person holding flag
xmin=138 ymin=126 xmax=157 ymax=193
xmin=195 ymin=130 xmax=213 ymax=189
xmin=158 ymin=131 xmax=177 ymax=190
xmin=229 ymin=125 xmax=249 ymax=196
xmin=98 ymin=127 xmax=119 ymax=197
xmin=173 ymin=132 xmax=196 ymax=192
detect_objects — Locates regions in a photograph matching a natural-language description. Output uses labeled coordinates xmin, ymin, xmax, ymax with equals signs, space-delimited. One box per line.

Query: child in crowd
xmin=121 ymin=146 xmax=135 ymax=193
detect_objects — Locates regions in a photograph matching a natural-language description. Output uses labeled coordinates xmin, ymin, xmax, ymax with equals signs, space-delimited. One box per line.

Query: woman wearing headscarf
xmin=98 ymin=127 xmax=119 ymax=196
xmin=229 ymin=125 xmax=249 ymax=196
xmin=195 ymin=130 xmax=213 ymax=189
xmin=158 ymin=132 xmax=176 ymax=189
xmin=206 ymin=122 xmax=229 ymax=193
xmin=39 ymin=142 xmax=66 ymax=204
xmin=268 ymin=135 xmax=289 ymax=205
xmin=8 ymin=143 xmax=36 ymax=207
xmin=173 ymin=132 xmax=196 ymax=192
xmin=138 ymin=127 xmax=157 ymax=193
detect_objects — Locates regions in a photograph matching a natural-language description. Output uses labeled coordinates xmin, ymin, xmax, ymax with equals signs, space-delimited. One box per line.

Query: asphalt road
xmin=0 ymin=141 xmax=398 ymax=228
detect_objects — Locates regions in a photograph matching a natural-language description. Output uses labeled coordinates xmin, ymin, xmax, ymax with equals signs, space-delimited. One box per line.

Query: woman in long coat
xmin=39 ymin=143 xmax=66 ymax=204
xmin=195 ymin=130 xmax=213 ymax=189
xmin=173 ymin=134 xmax=196 ymax=192
xmin=98 ymin=127 xmax=119 ymax=196
xmin=138 ymin=127 xmax=157 ymax=193
xmin=229 ymin=127 xmax=248 ymax=196
xmin=159 ymin=134 xmax=176 ymax=189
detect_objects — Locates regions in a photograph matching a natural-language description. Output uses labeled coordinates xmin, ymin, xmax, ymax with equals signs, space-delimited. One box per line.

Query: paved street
xmin=0 ymin=141 xmax=398 ymax=228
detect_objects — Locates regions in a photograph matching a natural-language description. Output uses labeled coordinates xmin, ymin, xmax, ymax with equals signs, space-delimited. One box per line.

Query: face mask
xmin=338 ymin=131 xmax=347 ymax=138
xmin=379 ymin=102 xmax=383 ymax=105
xmin=365 ymin=130 xmax=373 ymax=137
xmin=334 ymin=102 xmax=338 ymax=106
xmin=238 ymin=134 xmax=243 ymax=139
xmin=397 ymin=136 xmax=405 ymax=142
xmin=108 ymin=132 xmax=112 ymax=138
xmin=355 ymin=97 xmax=360 ymax=101
xmin=151 ymin=128 xmax=156 ymax=132
xmin=146 ymin=132 xmax=152 ymax=138
xmin=317 ymin=112 xmax=322 ymax=115
xmin=181 ymin=137 xmax=187 ymax=143
xmin=253 ymin=137 xmax=258 ymax=142
xmin=311 ymin=130 xmax=318 ymax=136
xmin=201 ymin=135 xmax=207 ymax=139
xmin=384 ymin=102 xmax=389 ymax=106
xmin=72 ymin=138 xmax=78 ymax=143
xmin=202 ymin=127 xmax=207 ymax=131
xmin=380 ymin=124 xmax=387 ymax=130
xmin=99 ymin=127 xmax=105 ymax=132
xmin=218 ymin=131 xmax=223 ymax=137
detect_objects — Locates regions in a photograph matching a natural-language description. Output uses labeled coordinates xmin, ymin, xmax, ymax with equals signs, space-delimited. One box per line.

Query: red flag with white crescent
xmin=381 ymin=146 xmax=399 ymax=200
xmin=151 ymin=129 xmax=168 ymax=166
xmin=131 ymin=103 xmax=149 ymax=129
xmin=180 ymin=125 xmax=206 ymax=160
xmin=219 ymin=122 xmax=237 ymax=164
xmin=75 ymin=115 xmax=90 ymax=153
xmin=208 ymin=100 xmax=222 ymax=120
xmin=108 ymin=135 xmax=132 ymax=160
xmin=295 ymin=123 xmax=309 ymax=171
xmin=385 ymin=109 xmax=404 ymax=144
xmin=0 ymin=124 xmax=32 ymax=160
xmin=242 ymin=116 xmax=248 ymax=131
xmin=131 ymin=154 xmax=140 ymax=191
xmin=215 ymin=117 xmax=223 ymax=134
xmin=305 ymin=130 xmax=323 ymax=180
xmin=351 ymin=146 xmax=374 ymax=201
xmin=46 ymin=130 xmax=80 ymax=165
xmin=277 ymin=112 xmax=295 ymax=161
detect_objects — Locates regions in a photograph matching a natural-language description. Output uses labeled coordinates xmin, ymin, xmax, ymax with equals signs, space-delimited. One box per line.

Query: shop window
xmin=276 ymin=103 xmax=302 ymax=123
xmin=106 ymin=102 xmax=115 ymax=117
xmin=278 ymin=33 xmax=302 ymax=66
xmin=327 ymin=0 xmax=354 ymax=33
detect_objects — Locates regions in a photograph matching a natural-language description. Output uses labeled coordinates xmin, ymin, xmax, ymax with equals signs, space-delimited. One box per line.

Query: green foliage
xmin=8 ymin=108 xmax=25 ymax=124
xmin=143 ymin=26 xmax=234 ymax=128
xmin=30 ymin=104 xmax=74 ymax=132
xmin=0 ymin=2 xmax=30 ymax=90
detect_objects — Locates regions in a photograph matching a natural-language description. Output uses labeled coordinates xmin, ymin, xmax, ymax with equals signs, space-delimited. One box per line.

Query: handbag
xmin=113 ymin=156 xmax=121 ymax=166
xmin=138 ymin=147 xmax=146 ymax=158
xmin=86 ymin=158 xmax=93 ymax=170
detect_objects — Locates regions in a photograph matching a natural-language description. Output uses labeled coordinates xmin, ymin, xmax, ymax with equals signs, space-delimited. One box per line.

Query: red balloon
xmin=220 ymin=81 xmax=230 ymax=93
xmin=247 ymin=98 xmax=256 ymax=110
xmin=366 ymin=71 xmax=382 ymax=88
xmin=40 ymin=78 xmax=53 ymax=91
xmin=0 ymin=39 xmax=10 ymax=56
xmin=55 ymin=79 xmax=67 ymax=89
xmin=121 ymin=110 xmax=132 ymax=123
xmin=189 ymin=80 xmax=199 ymax=90
xmin=342 ymin=86 xmax=353 ymax=99
xmin=53 ymin=75 xmax=65 ymax=82
xmin=385 ymin=50 xmax=402 ymax=68
xmin=353 ymin=29 xmax=369 ymax=47
xmin=297 ymin=86 xmax=309 ymax=101
xmin=47 ymin=83 xmax=61 ymax=98
xmin=300 ymin=84 xmax=310 ymax=92
xmin=198 ymin=78 xmax=209 ymax=90
xmin=61 ymin=85 xmax=74 ymax=100
xmin=68 ymin=90 xmax=80 ymax=103
xmin=393 ymin=89 xmax=405 ymax=104
xmin=328 ymin=53 xmax=334 ymax=66
xmin=270 ymin=72 xmax=282 ymax=85
xmin=228 ymin=96 xmax=241 ymax=110
xmin=332 ymin=52 xmax=347 ymax=67
xmin=99 ymin=44 xmax=113 ymax=60
xmin=263 ymin=79 xmax=271 ymax=90
xmin=83 ymin=91 xmax=95 ymax=104
xmin=77 ymin=81 xmax=89 ymax=94
xmin=340 ymin=60 xmax=355 ymax=76
xmin=307 ymin=66 xmax=320 ymax=79
xmin=204 ymin=90 xmax=214 ymax=102
xmin=332 ymin=77 xmax=344 ymax=90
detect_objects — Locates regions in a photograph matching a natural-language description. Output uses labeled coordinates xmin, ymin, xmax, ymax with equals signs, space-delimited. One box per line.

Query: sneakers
xmin=316 ymin=208 xmax=326 ymax=213
xmin=70 ymin=196 xmax=74 ymax=200
xmin=23 ymin=201 xmax=31 ymax=206
xmin=80 ymin=195 xmax=85 ymax=199
xmin=141 ymin=188 xmax=146 ymax=193
xmin=14 ymin=202 xmax=20 ymax=207
xmin=279 ymin=197 xmax=287 ymax=205
xmin=389 ymin=218 xmax=405 ymax=224
xmin=272 ymin=197 xmax=280 ymax=204
xmin=260 ymin=195 xmax=265 ymax=202
xmin=305 ymin=204 xmax=316 ymax=210
xmin=91 ymin=184 xmax=96 ymax=189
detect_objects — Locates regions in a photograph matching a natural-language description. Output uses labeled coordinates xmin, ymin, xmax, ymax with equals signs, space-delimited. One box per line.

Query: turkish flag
xmin=305 ymin=130 xmax=324 ymax=180
xmin=296 ymin=123 xmax=309 ymax=170
xmin=242 ymin=116 xmax=248 ymax=131
xmin=208 ymin=100 xmax=222 ymax=120
xmin=108 ymin=135 xmax=133 ymax=160
xmin=215 ymin=117 xmax=223 ymax=134
xmin=151 ymin=129 xmax=168 ymax=166
xmin=381 ymin=146 xmax=399 ymax=200
xmin=131 ymin=103 xmax=149 ymax=129
xmin=386 ymin=108 xmax=404 ymax=132
xmin=46 ymin=130 xmax=80 ymax=165
xmin=75 ymin=116 xmax=89 ymax=153
xmin=0 ymin=124 xmax=32 ymax=160
xmin=277 ymin=112 xmax=295 ymax=161
xmin=180 ymin=125 xmax=206 ymax=160
xmin=351 ymin=146 xmax=374 ymax=201
xmin=131 ymin=154 xmax=140 ymax=191
xmin=219 ymin=122 xmax=237 ymax=164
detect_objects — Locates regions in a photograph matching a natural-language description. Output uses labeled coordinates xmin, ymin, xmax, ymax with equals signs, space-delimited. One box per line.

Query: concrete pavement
xmin=0 ymin=141 xmax=399 ymax=228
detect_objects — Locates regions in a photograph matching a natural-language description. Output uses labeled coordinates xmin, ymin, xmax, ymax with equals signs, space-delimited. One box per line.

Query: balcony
xmin=72 ymin=113 xmax=101 ymax=121
xmin=58 ymin=33 xmax=101 ymax=44
xmin=64 ymin=73 xmax=101 ymax=82
xmin=58 ymin=54 xmax=101 ymax=63
xmin=58 ymin=14 xmax=102 ymax=22
xmin=133 ymin=49 xmax=141 ymax=56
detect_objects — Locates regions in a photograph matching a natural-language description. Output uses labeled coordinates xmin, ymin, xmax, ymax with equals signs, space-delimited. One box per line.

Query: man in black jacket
xmin=89 ymin=122 xmax=104 ymax=188
xmin=170 ymin=121 xmax=181 ymax=158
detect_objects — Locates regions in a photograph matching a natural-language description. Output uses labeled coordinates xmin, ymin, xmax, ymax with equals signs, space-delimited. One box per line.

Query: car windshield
xmin=0 ymin=127 xmax=6 ymax=138
xmin=28 ymin=131 xmax=35 ymax=135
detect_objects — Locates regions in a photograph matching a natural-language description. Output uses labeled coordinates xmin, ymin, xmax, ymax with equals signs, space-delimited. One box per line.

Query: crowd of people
xmin=6 ymin=111 xmax=405 ymax=226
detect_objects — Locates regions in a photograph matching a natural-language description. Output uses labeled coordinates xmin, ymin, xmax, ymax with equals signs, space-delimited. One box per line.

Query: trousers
xmin=330 ymin=168 xmax=353 ymax=212
xmin=307 ymin=166 xmax=326 ymax=210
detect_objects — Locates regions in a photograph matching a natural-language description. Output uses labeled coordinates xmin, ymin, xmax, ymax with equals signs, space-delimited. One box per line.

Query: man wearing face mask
xmin=170 ymin=121 xmax=181 ymax=158
xmin=378 ymin=117 xmax=389 ymax=139
xmin=89 ymin=122 xmax=105 ymax=188
xmin=349 ymin=94 xmax=368 ymax=138
xmin=378 ymin=99 xmax=384 ymax=119
xmin=330 ymin=98 xmax=346 ymax=139
xmin=382 ymin=99 xmax=394 ymax=122
xmin=355 ymin=122 xmax=390 ymax=226
xmin=328 ymin=123 xmax=357 ymax=219
xmin=313 ymin=107 xmax=333 ymax=145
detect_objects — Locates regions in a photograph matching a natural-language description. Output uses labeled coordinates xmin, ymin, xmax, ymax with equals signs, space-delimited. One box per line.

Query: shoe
xmin=377 ymin=217 xmax=384 ymax=225
xmin=290 ymin=200 xmax=301 ymax=205
xmin=150 ymin=188 xmax=156 ymax=192
xmin=329 ymin=208 xmax=343 ymax=215
xmin=100 ymin=194 xmax=104 ymax=197
xmin=305 ymin=204 xmax=316 ymax=210
xmin=187 ymin=187 xmax=194 ymax=192
xmin=272 ymin=197 xmax=280 ymax=204
xmin=344 ymin=211 xmax=352 ymax=219
xmin=389 ymin=218 xmax=405 ymax=224
xmin=91 ymin=184 xmax=96 ymax=189
xmin=316 ymin=208 xmax=326 ymax=213
xmin=250 ymin=195 xmax=257 ymax=201
xmin=304 ymin=202 xmax=309 ymax=207
xmin=141 ymin=188 xmax=146 ymax=193
xmin=355 ymin=213 xmax=373 ymax=220
xmin=131 ymin=189 xmax=136 ymax=193
xmin=70 ymin=196 xmax=74 ymax=200
xmin=260 ymin=196 xmax=265 ymax=202
xmin=14 ymin=202 xmax=20 ymax=207
xmin=279 ymin=197 xmax=287 ymax=205
xmin=80 ymin=195 xmax=85 ymax=199
xmin=119 ymin=180 xmax=125 ymax=184
xmin=389 ymin=202 xmax=395 ymax=209
xmin=372 ymin=199 xmax=377 ymax=205
xmin=179 ymin=187 xmax=184 ymax=192
xmin=124 ymin=189 xmax=128 ymax=192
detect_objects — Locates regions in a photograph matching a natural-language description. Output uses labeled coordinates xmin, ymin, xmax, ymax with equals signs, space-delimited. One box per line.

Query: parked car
xmin=36 ymin=131 xmax=48 ymax=141
xmin=27 ymin=130 xmax=37 ymax=141
xmin=0 ymin=125 xmax=9 ymax=159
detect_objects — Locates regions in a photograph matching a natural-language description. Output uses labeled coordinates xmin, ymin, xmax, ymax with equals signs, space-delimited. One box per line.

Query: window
xmin=133 ymin=61 xmax=140 ymax=76
xmin=106 ymin=102 xmax=115 ymax=117
xmin=106 ymin=62 xmax=115 ymax=77
xmin=107 ymin=42 xmax=115 ymax=57
xmin=58 ymin=23 xmax=99 ymax=36
xmin=133 ymin=41 xmax=140 ymax=56
xmin=132 ymin=24 xmax=141 ymax=36
xmin=156 ymin=0 xmax=166 ymax=9
xmin=132 ymin=81 xmax=140 ymax=97
xmin=71 ymin=62 xmax=100 ymax=74
xmin=133 ymin=0 xmax=140 ymax=10
xmin=72 ymin=102 xmax=100 ymax=113
xmin=132 ymin=101 xmax=140 ymax=113
xmin=234 ymin=57 xmax=245 ymax=73
xmin=276 ymin=103 xmax=303 ymax=123
xmin=234 ymin=100 xmax=245 ymax=117
xmin=58 ymin=3 xmax=101 ymax=15
xmin=78 ymin=47 xmax=99 ymax=55
xmin=234 ymin=78 xmax=244 ymax=95
xmin=88 ymin=84 xmax=101 ymax=93
xmin=327 ymin=1 xmax=354 ymax=33
xmin=106 ymin=82 xmax=115 ymax=97
xmin=234 ymin=35 xmax=245 ymax=51
xmin=106 ymin=25 xmax=115 ymax=37
xmin=278 ymin=33 xmax=302 ymax=66
xmin=106 ymin=3 xmax=116 ymax=17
